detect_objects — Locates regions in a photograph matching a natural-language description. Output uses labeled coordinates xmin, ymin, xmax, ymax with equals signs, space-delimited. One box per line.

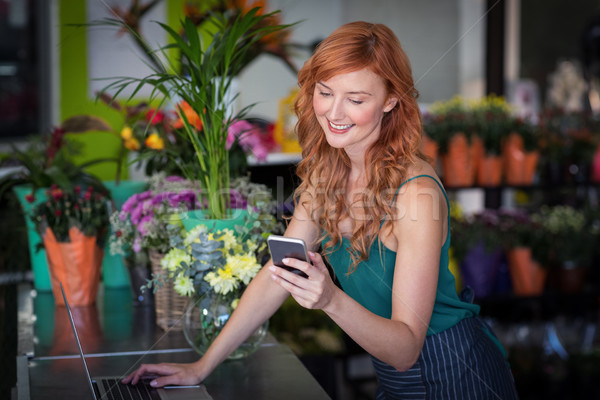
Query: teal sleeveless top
xmin=325 ymin=175 xmax=479 ymax=336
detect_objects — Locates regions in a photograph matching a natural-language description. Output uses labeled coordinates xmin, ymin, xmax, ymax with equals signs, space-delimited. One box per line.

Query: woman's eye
xmin=319 ymin=91 xmax=332 ymax=97
xmin=349 ymin=99 xmax=363 ymax=105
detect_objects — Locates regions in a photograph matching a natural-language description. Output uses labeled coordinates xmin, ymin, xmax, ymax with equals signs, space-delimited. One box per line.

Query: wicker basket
xmin=149 ymin=250 xmax=188 ymax=331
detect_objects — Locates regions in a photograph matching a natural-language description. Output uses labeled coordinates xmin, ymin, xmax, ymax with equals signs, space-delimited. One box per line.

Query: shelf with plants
xmin=449 ymin=200 xmax=600 ymax=399
xmin=450 ymin=201 xmax=600 ymax=300
xmin=422 ymin=96 xmax=600 ymax=192
xmin=423 ymin=95 xmax=600 ymax=302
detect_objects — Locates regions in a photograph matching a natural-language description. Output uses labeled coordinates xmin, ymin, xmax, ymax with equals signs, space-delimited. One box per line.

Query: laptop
xmin=60 ymin=282 xmax=213 ymax=400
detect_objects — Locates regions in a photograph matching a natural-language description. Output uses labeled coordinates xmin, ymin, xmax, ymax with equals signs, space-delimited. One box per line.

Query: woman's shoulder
xmin=402 ymin=158 xmax=443 ymax=188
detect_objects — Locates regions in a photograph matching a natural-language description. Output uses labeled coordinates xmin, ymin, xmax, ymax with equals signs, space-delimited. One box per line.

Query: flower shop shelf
xmin=14 ymin=283 xmax=332 ymax=400
xmin=247 ymin=151 xmax=302 ymax=166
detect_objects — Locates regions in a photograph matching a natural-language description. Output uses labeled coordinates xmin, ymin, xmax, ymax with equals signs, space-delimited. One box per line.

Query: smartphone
xmin=267 ymin=235 xmax=310 ymax=278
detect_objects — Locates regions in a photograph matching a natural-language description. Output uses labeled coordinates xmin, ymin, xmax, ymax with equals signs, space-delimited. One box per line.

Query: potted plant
xmin=110 ymin=173 xmax=282 ymax=320
xmin=537 ymin=108 xmax=596 ymax=185
xmin=89 ymin=0 xmax=299 ymax=78
xmin=503 ymin=117 xmax=541 ymax=186
xmin=99 ymin=7 xmax=294 ymax=221
xmin=497 ymin=209 xmax=547 ymax=296
xmin=0 ymin=125 xmax=111 ymax=291
xmin=451 ymin=208 xmax=504 ymax=298
xmin=531 ymin=205 xmax=595 ymax=293
xmin=30 ymin=184 xmax=110 ymax=306
xmin=470 ymin=94 xmax=512 ymax=186
xmin=424 ymin=96 xmax=477 ymax=187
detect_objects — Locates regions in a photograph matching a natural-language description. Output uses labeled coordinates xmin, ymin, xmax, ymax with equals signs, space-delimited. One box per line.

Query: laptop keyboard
xmin=97 ymin=378 xmax=154 ymax=400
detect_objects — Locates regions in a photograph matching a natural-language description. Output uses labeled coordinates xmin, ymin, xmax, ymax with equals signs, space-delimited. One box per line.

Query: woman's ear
xmin=383 ymin=97 xmax=398 ymax=113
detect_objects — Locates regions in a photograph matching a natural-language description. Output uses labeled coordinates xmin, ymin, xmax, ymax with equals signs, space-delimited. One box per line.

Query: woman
xmin=124 ymin=21 xmax=518 ymax=399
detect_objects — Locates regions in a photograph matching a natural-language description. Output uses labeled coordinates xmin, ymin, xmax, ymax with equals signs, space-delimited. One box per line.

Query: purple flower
xmin=133 ymin=237 xmax=142 ymax=253
xmin=168 ymin=190 xmax=197 ymax=208
xmin=122 ymin=190 xmax=152 ymax=214
xmin=229 ymin=189 xmax=248 ymax=209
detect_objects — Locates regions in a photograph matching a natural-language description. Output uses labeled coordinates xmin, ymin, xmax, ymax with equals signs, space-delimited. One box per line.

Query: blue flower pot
xmin=459 ymin=241 xmax=502 ymax=299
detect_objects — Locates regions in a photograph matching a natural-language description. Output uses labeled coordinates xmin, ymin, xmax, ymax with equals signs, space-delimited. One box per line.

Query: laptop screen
xmin=60 ymin=282 xmax=99 ymax=400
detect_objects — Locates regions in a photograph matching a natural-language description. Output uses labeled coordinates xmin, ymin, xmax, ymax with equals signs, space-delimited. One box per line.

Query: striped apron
xmin=372 ymin=317 xmax=519 ymax=399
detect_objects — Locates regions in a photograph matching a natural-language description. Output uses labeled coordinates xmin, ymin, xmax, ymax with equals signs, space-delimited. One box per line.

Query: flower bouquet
xmin=148 ymin=221 xmax=271 ymax=358
xmin=31 ymin=185 xmax=110 ymax=306
xmin=0 ymin=118 xmax=115 ymax=291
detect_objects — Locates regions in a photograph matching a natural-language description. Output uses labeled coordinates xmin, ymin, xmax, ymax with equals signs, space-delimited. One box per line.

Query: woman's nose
xmin=328 ymin=98 xmax=345 ymax=120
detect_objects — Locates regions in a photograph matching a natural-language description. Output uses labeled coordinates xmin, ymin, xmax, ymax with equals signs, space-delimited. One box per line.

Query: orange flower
xmin=173 ymin=101 xmax=203 ymax=131
xmin=145 ymin=132 xmax=165 ymax=150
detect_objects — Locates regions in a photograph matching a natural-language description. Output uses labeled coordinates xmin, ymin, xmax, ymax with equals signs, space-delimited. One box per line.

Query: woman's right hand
xmin=122 ymin=362 xmax=204 ymax=388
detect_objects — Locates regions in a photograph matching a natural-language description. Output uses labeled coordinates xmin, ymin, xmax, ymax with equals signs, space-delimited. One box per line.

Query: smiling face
xmin=312 ymin=68 xmax=397 ymax=157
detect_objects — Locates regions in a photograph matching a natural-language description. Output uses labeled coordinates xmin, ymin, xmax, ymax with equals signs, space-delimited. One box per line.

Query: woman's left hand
xmin=269 ymin=252 xmax=338 ymax=310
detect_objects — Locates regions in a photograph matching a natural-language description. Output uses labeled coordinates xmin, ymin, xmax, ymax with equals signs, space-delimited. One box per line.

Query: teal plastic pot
xmin=178 ymin=208 xmax=256 ymax=233
xmin=101 ymin=180 xmax=148 ymax=288
xmin=13 ymin=185 xmax=52 ymax=291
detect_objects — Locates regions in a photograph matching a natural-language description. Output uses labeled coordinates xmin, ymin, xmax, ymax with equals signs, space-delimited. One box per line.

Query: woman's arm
xmin=123 ymin=193 xmax=320 ymax=387
xmin=271 ymin=178 xmax=445 ymax=371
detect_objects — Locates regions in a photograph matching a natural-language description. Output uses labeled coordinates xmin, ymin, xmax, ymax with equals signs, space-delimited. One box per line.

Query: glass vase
xmin=183 ymin=290 xmax=268 ymax=360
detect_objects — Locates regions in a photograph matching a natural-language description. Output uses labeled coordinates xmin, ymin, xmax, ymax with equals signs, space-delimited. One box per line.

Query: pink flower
xmin=227 ymin=120 xmax=271 ymax=161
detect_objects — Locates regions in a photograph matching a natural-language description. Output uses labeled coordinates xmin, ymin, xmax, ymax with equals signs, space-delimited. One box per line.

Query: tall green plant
xmin=100 ymin=8 xmax=291 ymax=219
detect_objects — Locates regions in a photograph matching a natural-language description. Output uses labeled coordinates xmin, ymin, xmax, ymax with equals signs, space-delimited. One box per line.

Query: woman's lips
xmin=328 ymin=120 xmax=354 ymax=133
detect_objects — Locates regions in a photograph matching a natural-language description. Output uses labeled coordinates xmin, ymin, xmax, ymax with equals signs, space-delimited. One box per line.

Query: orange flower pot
xmin=503 ymin=133 xmax=539 ymax=185
xmin=477 ymin=155 xmax=503 ymax=187
xmin=506 ymin=247 xmax=546 ymax=296
xmin=441 ymin=133 xmax=478 ymax=187
xmin=523 ymin=151 xmax=540 ymax=185
xmin=420 ymin=134 xmax=439 ymax=169
xmin=44 ymin=226 xmax=103 ymax=307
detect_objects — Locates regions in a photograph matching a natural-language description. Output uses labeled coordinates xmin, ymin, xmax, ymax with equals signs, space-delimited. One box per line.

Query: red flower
xmin=45 ymin=127 xmax=65 ymax=167
xmin=25 ymin=193 xmax=35 ymax=203
xmin=145 ymin=109 xmax=165 ymax=125
xmin=74 ymin=185 xmax=82 ymax=194
xmin=54 ymin=209 xmax=62 ymax=217
xmin=51 ymin=189 xmax=63 ymax=201
xmin=84 ymin=192 xmax=92 ymax=200
xmin=115 ymin=230 xmax=122 ymax=237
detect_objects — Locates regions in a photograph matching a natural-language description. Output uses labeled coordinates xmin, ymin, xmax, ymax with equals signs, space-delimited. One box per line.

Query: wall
xmin=239 ymin=0 xmax=486 ymax=119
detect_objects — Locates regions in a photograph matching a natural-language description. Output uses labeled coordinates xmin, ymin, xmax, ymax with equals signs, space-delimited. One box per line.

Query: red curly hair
xmin=294 ymin=21 xmax=425 ymax=274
